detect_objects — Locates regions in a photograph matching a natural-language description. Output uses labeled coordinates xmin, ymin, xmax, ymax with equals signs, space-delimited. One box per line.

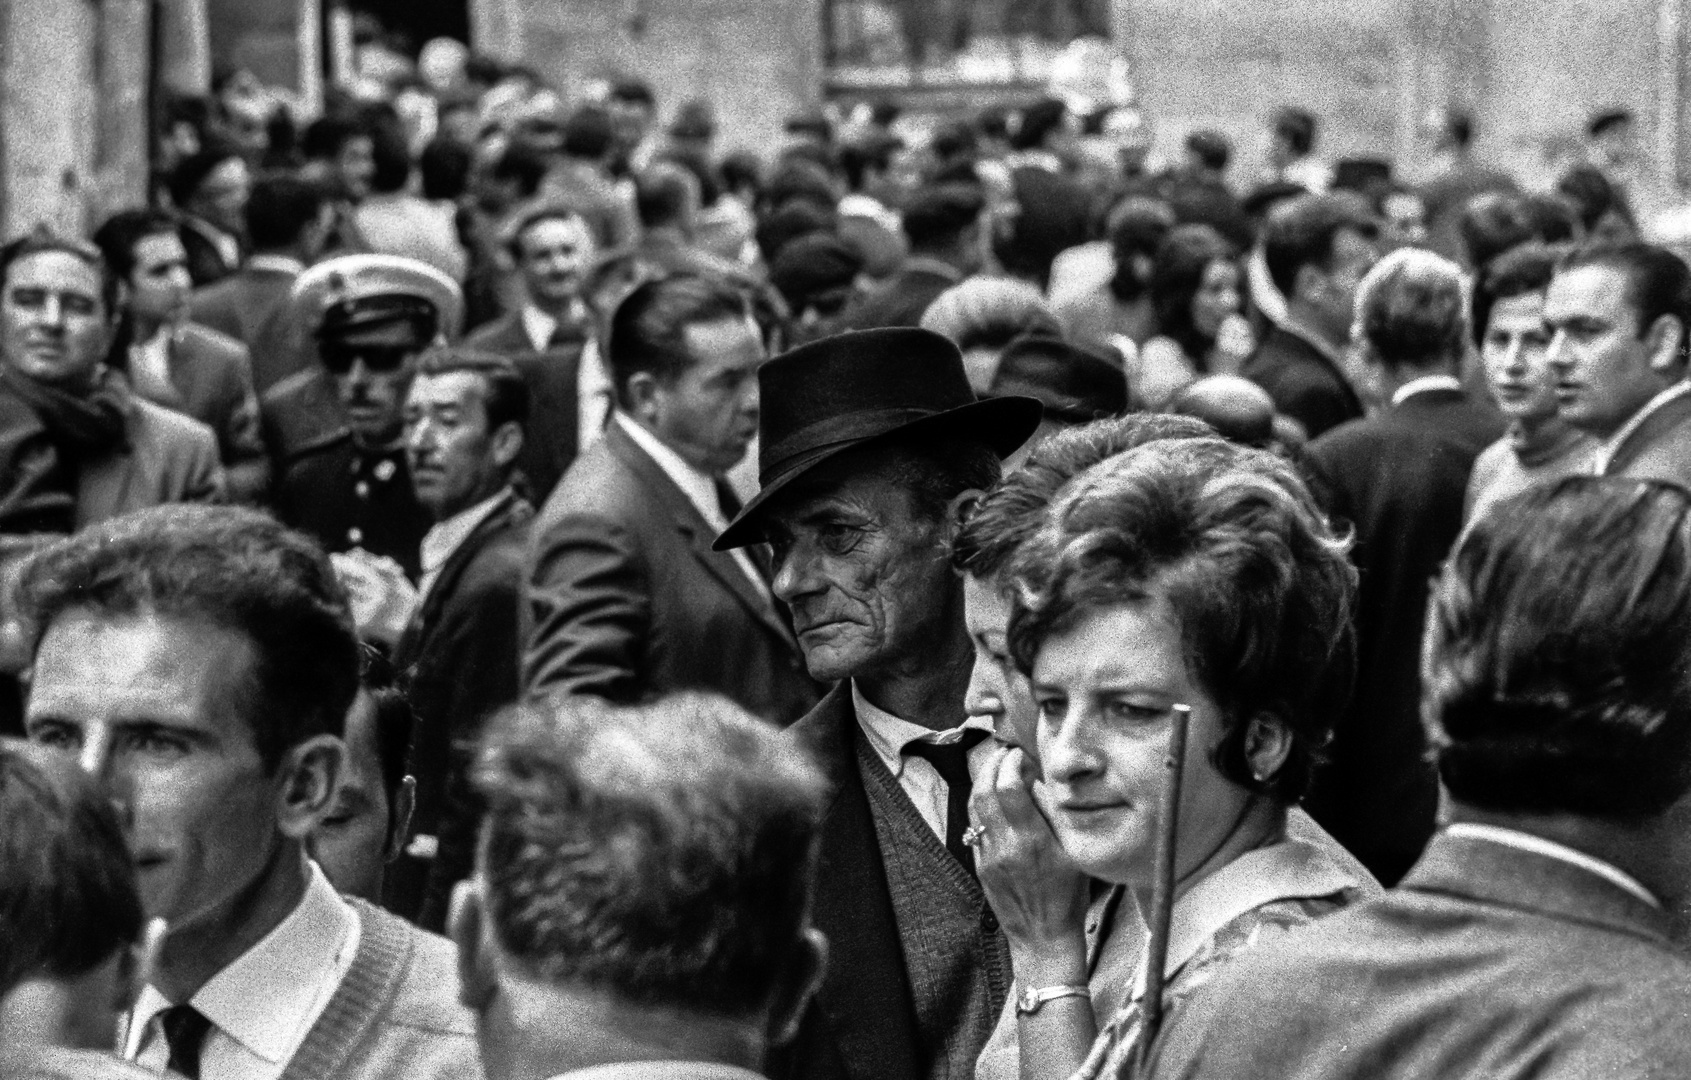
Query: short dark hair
xmin=1471 ymin=242 xmax=1558 ymax=349
xmin=358 ymin=646 xmax=413 ymax=843
xmin=1588 ymin=108 xmax=1633 ymax=138
xmin=606 ymin=275 xmax=749 ymax=407
xmin=0 ymin=740 xmax=143 ymax=995
xmin=562 ymin=104 xmax=615 ymax=159
xmin=490 ymin=142 xmax=549 ymax=198
xmin=1459 ymin=191 xmax=1535 ymax=269
xmin=167 ymin=142 xmax=242 ymax=208
xmin=635 ymin=163 xmax=696 ymax=230
xmin=902 ymin=183 xmax=985 ymax=252
xmin=953 ymin=414 xmax=1214 ymax=580
xmin=1444 ymin=107 xmax=1474 ymax=149
xmin=415 ymin=347 xmax=530 ymax=433
xmin=1557 ymin=165 xmax=1635 ymax=234
xmin=91 ymin=207 xmax=180 ymax=284
xmin=367 ymin=117 xmax=413 ymax=195
xmin=1272 ymin=107 xmax=1318 ymax=157
xmin=0 ymin=230 xmax=119 ymax=318
xmin=246 ymin=174 xmax=328 ymax=251
xmin=1107 ymin=197 xmax=1177 ymax=303
xmin=1354 ymin=249 xmax=1469 ymax=371
xmin=1262 ymin=193 xmax=1377 ymax=299
xmin=420 ymin=138 xmax=471 ymax=201
xmin=301 ymin=114 xmax=368 ymax=162
xmin=1425 ymin=477 xmax=1691 ymax=818
xmin=1185 ymin=129 xmax=1231 ymax=172
xmin=1007 ymin=438 xmax=1356 ymax=803
xmin=474 ymin=692 xmax=825 ymax=1016
xmin=1559 ymin=242 xmax=1691 ymax=363
xmin=15 ymin=505 xmax=360 ymax=773
xmin=608 ymin=78 xmax=656 ymax=109
xmin=1012 ymin=98 xmax=1068 ymax=152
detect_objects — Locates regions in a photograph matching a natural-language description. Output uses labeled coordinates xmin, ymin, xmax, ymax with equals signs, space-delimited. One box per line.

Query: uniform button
xmin=348 ymin=527 xmax=364 ymax=545
xmin=355 ymin=481 xmax=370 ymax=499
xmin=982 ymin=910 xmax=1000 ymax=933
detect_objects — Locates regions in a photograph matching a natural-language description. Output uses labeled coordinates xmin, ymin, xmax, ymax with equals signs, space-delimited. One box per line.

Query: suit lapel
xmin=396 ymin=492 xmax=530 ymax=668
xmin=1605 ymin=389 xmax=1691 ymax=476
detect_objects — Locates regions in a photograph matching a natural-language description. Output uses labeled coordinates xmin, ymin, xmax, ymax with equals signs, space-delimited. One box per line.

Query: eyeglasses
xmin=320 ymin=344 xmax=416 ymax=375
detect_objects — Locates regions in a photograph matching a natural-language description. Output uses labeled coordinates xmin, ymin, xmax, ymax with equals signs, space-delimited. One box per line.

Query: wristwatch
xmin=1015 ymin=983 xmax=1092 ymax=1016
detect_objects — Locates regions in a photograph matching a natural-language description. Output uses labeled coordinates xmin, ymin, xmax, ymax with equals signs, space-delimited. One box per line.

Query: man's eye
xmin=1036 ymin=697 xmax=1065 ymax=722
xmin=8 ymin=289 xmax=45 ymax=308
xmin=818 ymin=525 xmax=861 ymax=554
xmin=123 ymin=729 xmax=191 ymax=757
xmin=29 ymin=724 xmax=80 ymax=750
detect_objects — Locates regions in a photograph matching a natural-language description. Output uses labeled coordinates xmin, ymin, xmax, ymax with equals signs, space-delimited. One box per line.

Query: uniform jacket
xmin=462 ymin=312 xmax=585 ymax=503
xmin=1603 ymin=385 xmax=1691 ymax=489
xmin=1243 ymin=325 xmax=1364 ymax=440
xmin=1144 ymin=830 xmax=1691 ymax=1080
xmin=1300 ymin=388 xmax=1504 ymax=884
xmin=389 ymin=489 xmax=533 ymax=930
xmin=523 ymin=419 xmax=819 ymax=725
xmin=190 ymin=262 xmax=306 ymax=393
xmin=767 ymin=683 xmax=923 ymax=1080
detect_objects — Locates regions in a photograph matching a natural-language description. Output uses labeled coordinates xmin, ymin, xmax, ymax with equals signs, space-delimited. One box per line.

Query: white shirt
xmin=1592 ymin=379 xmax=1691 ymax=473
xmin=614 ymin=413 xmax=767 ymax=598
xmin=129 ymin=327 xmax=175 ymax=399
xmin=852 ymin=680 xmax=996 ymax=844
xmin=1444 ymin=822 xmax=1661 ymax=909
xmin=125 ymin=861 xmax=359 ymax=1080
xmin=521 ymin=303 xmax=616 ymax=454
xmin=1391 ymin=373 xmax=1464 ymax=408
xmin=417 ymin=488 xmax=510 ymax=601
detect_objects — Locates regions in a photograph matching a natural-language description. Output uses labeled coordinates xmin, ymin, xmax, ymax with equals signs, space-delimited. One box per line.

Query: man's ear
xmin=943 ymin=487 xmax=986 ymax=545
xmin=765 ymin=927 xmax=828 ymax=1050
xmin=274 ymin=734 xmax=345 ymax=840
xmin=1645 ymin=313 xmax=1686 ymax=374
xmin=385 ymin=775 xmax=417 ymax=864
xmin=491 ymin=420 xmax=525 ymax=471
xmin=624 ymin=371 xmax=661 ymax=423
xmin=449 ymin=880 xmax=498 ymax=1012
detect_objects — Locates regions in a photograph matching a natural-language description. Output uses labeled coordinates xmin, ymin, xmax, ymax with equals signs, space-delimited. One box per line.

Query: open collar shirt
xmin=852 ymin=680 xmax=996 ymax=844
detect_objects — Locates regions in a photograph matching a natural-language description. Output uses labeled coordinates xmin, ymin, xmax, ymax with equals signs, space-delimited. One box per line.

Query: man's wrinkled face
xmin=516 ymin=216 xmax=596 ymax=311
xmin=25 ymin=612 xmax=289 ymax=932
xmin=764 ymin=452 xmax=961 ymax=683
xmin=127 ymin=233 xmax=193 ymax=328
xmin=0 ymin=252 xmax=112 ymax=389
xmin=1545 ymin=264 xmax=1675 ymax=437
xmin=405 ymin=370 xmax=509 ymax=520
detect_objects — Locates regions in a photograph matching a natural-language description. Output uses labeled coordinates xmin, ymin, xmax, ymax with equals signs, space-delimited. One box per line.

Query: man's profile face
xmin=517 ymin=216 xmax=596 ymax=312
xmin=337 ymin=136 xmax=377 ymax=202
xmin=647 ymin=315 xmax=763 ymax=476
xmin=127 ymin=233 xmax=193 ymax=328
xmin=405 ymin=371 xmax=507 ymax=520
xmin=307 ymin=689 xmax=393 ymax=902
xmin=25 ymin=612 xmax=290 ymax=932
xmin=1545 ymin=264 xmax=1669 ymax=437
xmin=0 ymin=251 xmax=112 ymax=389
xmin=191 ymin=157 xmax=251 ymax=236
xmin=763 ymin=452 xmax=962 ymax=684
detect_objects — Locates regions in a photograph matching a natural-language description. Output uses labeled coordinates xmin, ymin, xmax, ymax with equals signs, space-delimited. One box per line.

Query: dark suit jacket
xmin=1301 ymin=388 xmax=1505 ymax=884
xmin=389 ymin=488 xmax=533 ymax=930
xmin=836 ymin=261 xmax=962 ymax=331
xmin=178 ymin=216 xmax=240 ymax=288
xmin=523 ymin=420 xmax=819 ymax=724
xmin=462 ymin=311 xmax=584 ymax=503
xmin=1244 ymin=326 xmax=1364 ymax=440
xmin=768 ymin=683 xmax=922 ymax=1080
xmin=190 ymin=263 xmax=304 ymax=393
xmin=1146 ymin=830 xmax=1691 ymax=1079
xmin=140 ymin=323 xmax=268 ymax=503
xmin=1604 ymin=385 xmax=1691 ymax=489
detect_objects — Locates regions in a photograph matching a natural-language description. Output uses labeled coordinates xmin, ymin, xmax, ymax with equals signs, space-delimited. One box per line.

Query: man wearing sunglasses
xmin=261 ymin=254 xmax=461 ymax=582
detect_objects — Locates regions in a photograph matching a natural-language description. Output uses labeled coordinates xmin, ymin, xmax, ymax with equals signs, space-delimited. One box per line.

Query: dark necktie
xmin=902 ymin=729 xmax=990 ymax=874
xmin=160 ymin=1003 xmax=213 ymax=1080
xmin=713 ymin=477 xmax=743 ymax=521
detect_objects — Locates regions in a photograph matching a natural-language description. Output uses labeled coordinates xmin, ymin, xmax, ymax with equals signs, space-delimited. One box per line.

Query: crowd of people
xmin=4 ymin=28 xmax=1691 ymax=1080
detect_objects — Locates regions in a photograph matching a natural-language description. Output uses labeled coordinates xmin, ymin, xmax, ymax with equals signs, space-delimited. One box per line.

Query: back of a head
xmin=473 ymin=693 xmax=826 ymax=1016
xmin=1460 ymin=191 xmax=1535 ymax=269
xmin=1106 ymin=197 xmax=1178 ymax=302
xmin=1263 ymin=192 xmax=1376 ymax=299
xmin=635 ymin=162 xmax=698 ymax=230
xmin=902 ymin=183 xmax=985 ymax=252
xmin=246 ymin=174 xmax=327 ymax=252
xmin=1426 ymin=477 xmax=1691 ymax=819
xmin=756 ymin=201 xmax=837 ymax=265
xmin=1557 ymin=164 xmax=1626 ymax=232
xmin=1185 ymin=129 xmax=1231 ymax=172
xmin=919 ymin=277 xmax=1059 ymax=355
xmin=1012 ymin=98 xmax=1069 ymax=152
xmin=1354 ymin=247 xmax=1468 ymax=371
xmin=13 ymin=505 xmax=360 ymax=773
xmin=562 ymin=104 xmax=616 ymax=160
xmin=1272 ymin=106 xmax=1317 ymax=158
xmin=0 ymin=740 xmax=143 ymax=998
xmin=167 ymin=142 xmax=241 ymax=210
xmin=607 ymin=275 xmax=748 ymax=405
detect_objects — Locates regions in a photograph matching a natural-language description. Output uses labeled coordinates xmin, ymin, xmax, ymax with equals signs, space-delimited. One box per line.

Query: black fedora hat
xmin=714 ymin=327 xmax=1043 ymax=550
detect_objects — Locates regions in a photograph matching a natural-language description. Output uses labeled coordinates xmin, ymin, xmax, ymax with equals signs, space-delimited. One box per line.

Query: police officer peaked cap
xmin=289 ymin=254 xmax=464 ymax=346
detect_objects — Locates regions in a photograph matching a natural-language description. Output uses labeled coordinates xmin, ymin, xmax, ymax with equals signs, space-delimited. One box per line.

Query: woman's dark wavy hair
xmin=1006 ymin=437 xmax=1356 ymax=804
xmin=1424 ymin=477 xmax=1691 ymax=819
xmin=1149 ymin=223 xmax=1237 ymax=368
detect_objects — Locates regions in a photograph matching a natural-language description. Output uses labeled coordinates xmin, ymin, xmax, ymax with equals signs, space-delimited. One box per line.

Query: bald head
xmin=1168 ymin=374 xmax=1278 ymax=449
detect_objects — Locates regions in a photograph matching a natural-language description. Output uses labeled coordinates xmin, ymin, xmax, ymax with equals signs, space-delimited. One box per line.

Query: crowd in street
xmin=5 ymin=24 xmax=1691 ymax=1080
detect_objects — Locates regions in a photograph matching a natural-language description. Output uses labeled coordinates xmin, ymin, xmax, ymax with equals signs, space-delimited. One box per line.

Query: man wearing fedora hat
xmin=715 ymin=326 xmax=1043 ymax=1080
xmin=261 ymin=254 xmax=461 ymax=583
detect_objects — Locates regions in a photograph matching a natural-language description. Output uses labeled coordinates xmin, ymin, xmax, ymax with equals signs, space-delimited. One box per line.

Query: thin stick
xmin=1134 ymin=703 xmax=1191 ymax=1075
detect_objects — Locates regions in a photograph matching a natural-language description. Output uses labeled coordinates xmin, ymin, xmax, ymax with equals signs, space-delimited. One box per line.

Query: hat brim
xmin=713 ymin=395 xmax=1044 ymax=550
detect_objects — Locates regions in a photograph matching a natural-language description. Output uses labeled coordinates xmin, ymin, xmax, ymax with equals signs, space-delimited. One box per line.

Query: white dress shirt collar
xmin=418 ymin=488 xmax=511 ymax=601
xmin=1443 ymin=822 xmax=1661 ymax=909
xmin=521 ymin=300 xmax=590 ymax=354
xmin=1593 ymin=379 xmax=1691 ymax=473
xmin=852 ymin=680 xmax=994 ymax=782
xmin=125 ymin=861 xmax=360 ymax=1072
xmin=1390 ymin=373 xmax=1464 ymax=408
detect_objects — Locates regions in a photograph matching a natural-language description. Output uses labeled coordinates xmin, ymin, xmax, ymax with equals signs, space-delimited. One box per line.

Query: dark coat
xmin=388 ymin=489 xmax=533 ymax=930
xmin=1603 ymin=385 xmax=1691 ymax=488
xmin=768 ymin=683 xmax=923 ymax=1080
xmin=1244 ymin=325 xmax=1365 ymax=440
xmin=523 ymin=420 xmax=819 ymax=725
xmin=190 ymin=263 xmax=305 ymax=393
xmin=1300 ymin=388 xmax=1505 ymax=884
xmin=1145 ymin=830 xmax=1691 ymax=1080
xmin=261 ymin=370 xmax=432 ymax=580
xmin=178 ymin=216 xmax=240 ymax=288
xmin=138 ymin=323 xmax=268 ymax=503
xmin=462 ymin=311 xmax=585 ymax=503
xmin=836 ymin=261 xmax=962 ymax=332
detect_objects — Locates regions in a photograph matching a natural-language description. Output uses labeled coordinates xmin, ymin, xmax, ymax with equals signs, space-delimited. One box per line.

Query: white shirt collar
xmin=1593 ymin=379 xmax=1691 ymax=473
xmin=245 ymin=254 xmax=304 ymax=275
xmin=1391 ymin=373 xmax=1464 ymax=408
xmin=851 ymin=680 xmax=994 ymax=781
xmin=419 ymin=488 xmax=511 ymax=596
xmin=1443 ymin=822 xmax=1661 ymax=909
xmin=125 ymin=860 xmax=359 ymax=1063
xmin=521 ymin=300 xmax=589 ymax=354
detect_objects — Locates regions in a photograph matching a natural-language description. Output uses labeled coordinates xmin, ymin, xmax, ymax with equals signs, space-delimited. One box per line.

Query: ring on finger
xmin=962 ymin=824 xmax=986 ymax=847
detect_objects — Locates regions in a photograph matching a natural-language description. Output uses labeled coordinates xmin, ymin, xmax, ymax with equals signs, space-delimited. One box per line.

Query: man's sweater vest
xmin=858 ymin=736 xmax=1012 ymax=1080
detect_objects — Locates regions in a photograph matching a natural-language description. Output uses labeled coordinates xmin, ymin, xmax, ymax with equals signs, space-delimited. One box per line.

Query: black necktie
xmin=160 ymin=1004 xmax=213 ymax=1080
xmin=714 ymin=477 xmax=744 ymax=521
xmin=902 ymin=729 xmax=990 ymax=874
